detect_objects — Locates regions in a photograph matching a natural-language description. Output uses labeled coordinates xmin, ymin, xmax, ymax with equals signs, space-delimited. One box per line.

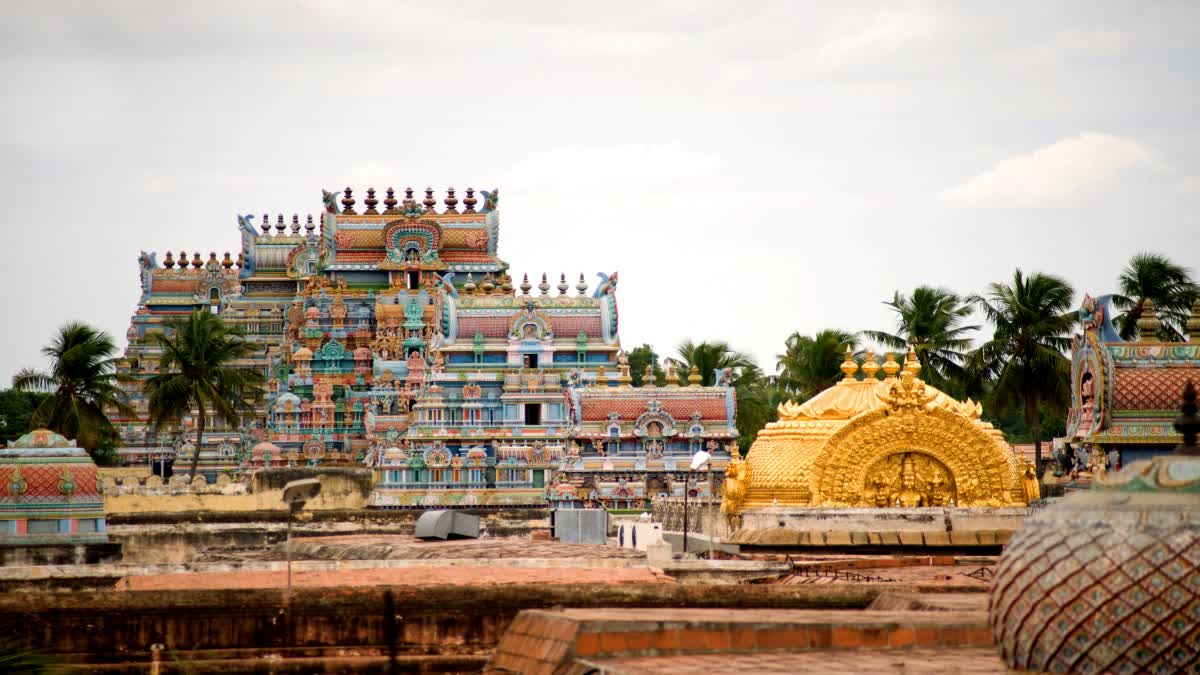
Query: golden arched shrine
xmin=724 ymin=348 xmax=1034 ymax=514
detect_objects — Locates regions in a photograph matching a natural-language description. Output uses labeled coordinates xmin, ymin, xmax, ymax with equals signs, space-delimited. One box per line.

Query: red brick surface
xmin=120 ymin=565 xmax=672 ymax=591
xmin=485 ymin=606 xmax=993 ymax=674
xmin=580 ymin=647 xmax=1006 ymax=673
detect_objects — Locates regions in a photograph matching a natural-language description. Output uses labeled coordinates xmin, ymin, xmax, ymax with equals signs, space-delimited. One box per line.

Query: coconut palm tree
xmin=775 ymin=329 xmax=859 ymax=401
xmin=11 ymin=322 xmax=132 ymax=453
xmin=864 ymin=286 xmax=977 ymax=392
xmin=731 ymin=363 xmax=784 ymax=454
xmin=145 ymin=310 xmax=264 ymax=478
xmin=665 ymin=339 xmax=757 ymax=387
xmin=1113 ymin=252 xmax=1198 ymax=341
xmin=967 ymin=270 xmax=1075 ymax=469
xmin=665 ymin=340 xmax=769 ymax=453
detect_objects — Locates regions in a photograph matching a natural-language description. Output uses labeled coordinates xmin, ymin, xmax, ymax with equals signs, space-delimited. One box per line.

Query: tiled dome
xmin=990 ymin=453 xmax=1200 ymax=672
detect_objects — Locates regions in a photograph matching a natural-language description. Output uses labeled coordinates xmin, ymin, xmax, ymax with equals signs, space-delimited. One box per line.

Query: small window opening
xmin=524 ymin=404 xmax=541 ymax=425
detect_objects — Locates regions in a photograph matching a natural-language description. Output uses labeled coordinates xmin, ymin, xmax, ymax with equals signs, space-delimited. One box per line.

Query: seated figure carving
xmin=888 ymin=454 xmax=929 ymax=507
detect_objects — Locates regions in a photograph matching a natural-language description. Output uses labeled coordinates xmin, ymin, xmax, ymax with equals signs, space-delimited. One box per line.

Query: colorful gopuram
xmin=1061 ymin=294 xmax=1200 ymax=470
xmin=114 ymin=187 xmax=735 ymax=507
xmin=0 ymin=429 xmax=107 ymax=546
xmin=554 ymin=358 xmax=736 ymax=508
xmin=723 ymin=348 xmax=1035 ymax=517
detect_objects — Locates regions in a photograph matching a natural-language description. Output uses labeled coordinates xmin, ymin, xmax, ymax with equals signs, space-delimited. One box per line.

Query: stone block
xmin=849 ymin=531 xmax=869 ymax=546
xmin=949 ymin=530 xmax=979 ymax=546
xmin=922 ymin=530 xmax=951 ymax=546
xmin=898 ymin=531 xmax=924 ymax=546
xmin=645 ymin=541 xmax=673 ymax=565
xmin=867 ymin=532 xmax=884 ymax=545
xmin=881 ymin=531 xmax=902 ymax=546
xmin=824 ymin=531 xmax=853 ymax=546
xmin=976 ymin=530 xmax=998 ymax=545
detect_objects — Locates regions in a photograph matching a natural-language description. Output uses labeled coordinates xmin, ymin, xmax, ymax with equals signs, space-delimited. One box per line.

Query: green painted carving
xmin=316 ymin=339 xmax=349 ymax=361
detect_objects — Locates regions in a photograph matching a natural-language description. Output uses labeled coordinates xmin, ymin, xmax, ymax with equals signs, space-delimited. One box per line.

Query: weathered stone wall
xmin=101 ymin=467 xmax=376 ymax=515
xmin=252 ymin=467 xmax=374 ymax=510
xmin=651 ymin=500 xmax=1031 ymax=549
xmin=0 ymin=583 xmax=912 ymax=668
xmin=107 ymin=508 xmax=550 ymax=564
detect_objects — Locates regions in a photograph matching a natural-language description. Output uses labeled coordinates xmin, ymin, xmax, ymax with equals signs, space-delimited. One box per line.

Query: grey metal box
xmin=553 ymin=509 xmax=608 ymax=544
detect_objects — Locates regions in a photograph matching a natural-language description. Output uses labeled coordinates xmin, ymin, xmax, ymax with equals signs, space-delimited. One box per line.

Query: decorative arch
xmin=382 ymin=220 xmax=442 ymax=267
xmin=809 ymin=406 xmax=1024 ymax=507
xmin=509 ymin=306 xmax=553 ymax=340
xmin=286 ymin=242 xmax=323 ymax=279
xmin=1067 ymin=330 xmax=1114 ymax=439
xmin=634 ymin=404 xmax=676 ymax=438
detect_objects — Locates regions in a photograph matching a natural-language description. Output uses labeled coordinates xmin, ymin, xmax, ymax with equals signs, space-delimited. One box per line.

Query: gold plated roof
xmin=723 ymin=349 xmax=1034 ymax=513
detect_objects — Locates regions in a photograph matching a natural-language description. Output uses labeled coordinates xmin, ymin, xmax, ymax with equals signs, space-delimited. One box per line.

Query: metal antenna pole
xmin=708 ymin=468 xmax=715 ymax=560
xmin=683 ymin=468 xmax=691 ymax=554
xmin=286 ymin=502 xmax=296 ymax=593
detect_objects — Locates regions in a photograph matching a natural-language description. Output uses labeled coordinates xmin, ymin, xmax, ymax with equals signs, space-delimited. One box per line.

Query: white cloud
xmin=505 ymin=144 xmax=720 ymax=193
xmin=818 ymin=4 xmax=945 ymax=67
xmin=1176 ymin=176 xmax=1200 ymax=195
xmin=938 ymin=132 xmax=1161 ymax=207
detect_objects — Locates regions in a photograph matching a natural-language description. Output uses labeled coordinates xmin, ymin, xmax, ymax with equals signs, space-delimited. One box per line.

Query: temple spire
xmin=1137 ymin=299 xmax=1161 ymax=342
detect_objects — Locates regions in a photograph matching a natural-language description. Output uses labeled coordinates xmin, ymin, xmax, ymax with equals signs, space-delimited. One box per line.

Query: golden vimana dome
xmin=722 ymin=347 xmax=1037 ymax=514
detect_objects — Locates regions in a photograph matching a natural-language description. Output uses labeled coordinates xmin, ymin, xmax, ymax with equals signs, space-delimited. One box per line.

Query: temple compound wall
xmin=113 ymin=186 xmax=736 ymax=509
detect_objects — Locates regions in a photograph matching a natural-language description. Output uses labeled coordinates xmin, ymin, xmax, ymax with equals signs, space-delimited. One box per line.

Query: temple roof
xmin=734 ymin=349 xmax=1026 ymax=510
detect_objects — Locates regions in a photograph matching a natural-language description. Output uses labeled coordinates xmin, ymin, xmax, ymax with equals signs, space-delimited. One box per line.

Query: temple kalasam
xmin=723 ymin=348 xmax=1037 ymax=516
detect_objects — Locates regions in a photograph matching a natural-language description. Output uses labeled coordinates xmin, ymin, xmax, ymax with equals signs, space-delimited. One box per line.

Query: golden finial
xmin=688 ymin=364 xmax=702 ymax=386
xmin=1137 ymin=298 xmax=1162 ymax=342
xmin=643 ymin=364 xmax=656 ymax=387
xmin=840 ymin=346 xmax=858 ymax=380
xmin=903 ymin=345 xmax=921 ymax=377
xmin=861 ymin=350 xmax=879 ymax=380
xmin=882 ymin=352 xmax=900 ymax=379
xmin=1188 ymin=298 xmax=1200 ymax=343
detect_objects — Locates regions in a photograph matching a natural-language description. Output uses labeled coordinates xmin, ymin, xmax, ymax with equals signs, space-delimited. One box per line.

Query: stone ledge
xmin=485 ymin=607 xmax=994 ymax=675
xmin=730 ymin=527 xmax=1015 ymax=548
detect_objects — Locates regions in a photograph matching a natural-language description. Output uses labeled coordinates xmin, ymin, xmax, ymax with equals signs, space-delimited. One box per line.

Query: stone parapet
xmin=486 ymin=606 xmax=994 ymax=675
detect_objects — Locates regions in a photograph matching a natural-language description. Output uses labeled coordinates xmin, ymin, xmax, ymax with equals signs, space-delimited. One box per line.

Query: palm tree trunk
xmin=189 ymin=400 xmax=204 ymax=479
xmin=1026 ymin=393 xmax=1042 ymax=470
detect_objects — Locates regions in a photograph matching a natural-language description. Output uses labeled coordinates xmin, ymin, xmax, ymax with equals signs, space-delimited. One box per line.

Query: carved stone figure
xmin=888 ymin=454 xmax=929 ymax=507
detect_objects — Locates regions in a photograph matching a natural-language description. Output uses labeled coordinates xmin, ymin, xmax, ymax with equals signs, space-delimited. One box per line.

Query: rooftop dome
xmin=990 ymin=384 xmax=1200 ymax=673
xmin=8 ymin=429 xmax=75 ymax=449
xmin=275 ymin=392 xmax=301 ymax=412
xmin=292 ymin=346 xmax=313 ymax=361
xmin=250 ymin=441 xmax=281 ymax=459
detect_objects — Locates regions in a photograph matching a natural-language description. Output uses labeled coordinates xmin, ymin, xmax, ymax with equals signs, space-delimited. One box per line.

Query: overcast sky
xmin=2 ymin=1 xmax=1198 ymax=385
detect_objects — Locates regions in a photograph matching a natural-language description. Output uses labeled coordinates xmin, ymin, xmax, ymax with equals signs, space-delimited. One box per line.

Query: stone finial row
xmin=258 ymin=214 xmax=317 ymax=237
xmin=162 ymin=251 xmax=241 ymax=270
xmin=514 ymin=273 xmax=591 ymax=297
xmin=337 ymin=187 xmax=485 ymax=215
